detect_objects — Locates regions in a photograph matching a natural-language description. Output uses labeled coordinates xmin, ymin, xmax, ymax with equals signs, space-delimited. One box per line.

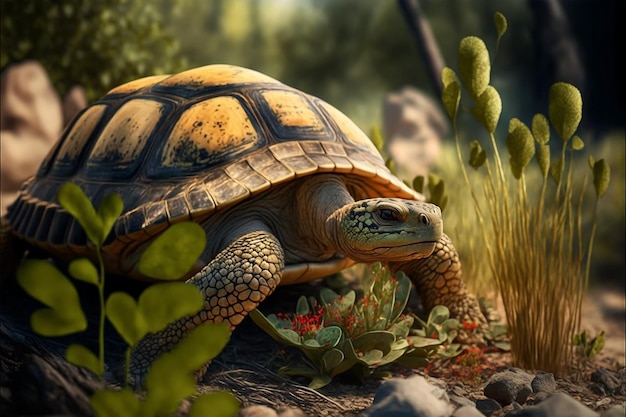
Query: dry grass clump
xmin=440 ymin=14 xmax=610 ymax=374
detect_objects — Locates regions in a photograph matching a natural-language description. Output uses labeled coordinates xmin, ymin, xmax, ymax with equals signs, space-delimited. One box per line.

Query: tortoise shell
xmin=7 ymin=64 xmax=422 ymax=260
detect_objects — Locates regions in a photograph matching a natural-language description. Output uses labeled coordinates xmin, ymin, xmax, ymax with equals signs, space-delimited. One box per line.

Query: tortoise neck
xmin=294 ymin=174 xmax=354 ymax=248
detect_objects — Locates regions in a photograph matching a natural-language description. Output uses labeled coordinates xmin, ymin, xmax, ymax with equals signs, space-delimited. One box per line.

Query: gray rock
xmin=591 ymin=368 xmax=621 ymax=392
xmin=361 ymin=375 xmax=452 ymax=417
xmin=506 ymin=392 xmax=599 ymax=417
xmin=531 ymin=373 xmax=556 ymax=393
xmin=452 ymin=405 xmax=484 ymax=417
xmin=475 ymin=398 xmax=502 ymax=417
xmin=484 ymin=368 xmax=534 ymax=405
xmin=277 ymin=407 xmax=308 ymax=417
xmin=448 ymin=394 xmax=475 ymax=409
xmin=600 ymin=405 xmax=626 ymax=417
xmin=238 ymin=404 xmax=279 ymax=417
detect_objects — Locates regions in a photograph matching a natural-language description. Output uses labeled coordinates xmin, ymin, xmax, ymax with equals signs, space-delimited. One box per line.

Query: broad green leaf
xmin=277 ymin=328 xmax=302 ymax=345
xmin=97 ymin=193 xmax=124 ymax=244
xmin=469 ymin=140 xmax=487 ymax=169
xmin=66 ymin=344 xmax=101 ymax=376
xmin=494 ymin=12 xmax=507 ymax=38
xmin=427 ymin=305 xmax=451 ymax=325
xmin=303 ymin=339 xmax=321 ymax=348
xmin=319 ymin=288 xmax=339 ymax=306
xmin=296 ymin=296 xmax=310 ymax=316
xmin=105 ymin=292 xmax=146 ymax=346
xmin=321 ymin=349 xmax=344 ymax=374
xmin=172 ymin=323 xmax=231 ymax=367
xmin=360 ymin=349 xmax=384 ymax=366
xmin=90 ymin=388 xmax=140 ymax=417
xmin=308 ymin=374 xmax=333 ymax=390
xmin=57 ymin=182 xmax=103 ymax=246
xmin=68 ymin=258 xmax=99 ymax=286
xmin=549 ymin=82 xmax=582 ymax=141
xmin=506 ymin=121 xmax=535 ymax=179
xmin=352 ymin=331 xmax=395 ymax=356
xmin=389 ymin=273 xmax=411 ymax=322
xmin=249 ymin=309 xmax=300 ymax=346
xmin=17 ymin=259 xmax=87 ymax=336
xmin=592 ymin=159 xmax=610 ymax=198
xmin=387 ymin=316 xmax=414 ymax=339
xmin=471 ymin=86 xmax=501 ymax=134
xmin=458 ymin=36 xmax=491 ymax=99
xmin=138 ymin=222 xmax=206 ymax=280
xmin=441 ymin=80 xmax=461 ymax=121
xmin=188 ymin=391 xmax=240 ymax=417
xmin=316 ymin=326 xmax=342 ymax=347
xmin=138 ymin=282 xmax=204 ymax=334
xmin=395 ymin=354 xmax=429 ymax=368
xmin=532 ymin=113 xmax=550 ymax=145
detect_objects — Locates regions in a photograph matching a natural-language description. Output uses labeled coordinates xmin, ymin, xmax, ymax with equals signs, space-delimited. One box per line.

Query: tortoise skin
xmin=6 ymin=64 xmax=421 ymax=274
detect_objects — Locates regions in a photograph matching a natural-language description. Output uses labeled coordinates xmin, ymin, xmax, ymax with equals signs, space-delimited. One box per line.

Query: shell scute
xmin=224 ymin=160 xmax=271 ymax=195
xmin=246 ymin=149 xmax=295 ymax=184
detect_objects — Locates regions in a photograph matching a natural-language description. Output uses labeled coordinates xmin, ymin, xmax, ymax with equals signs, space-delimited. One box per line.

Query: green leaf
xmin=57 ymin=182 xmax=103 ymax=246
xmin=389 ymin=272 xmax=411 ymax=323
xmin=441 ymin=66 xmax=457 ymax=88
xmin=531 ymin=113 xmax=550 ymax=145
xmin=277 ymin=328 xmax=302 ymax=345
xmin=321 ymin=349 xmax=344 ymax=373
xmin=106 ymin=292 xmax=146 ymax=346
xmin=360 ymin=349 xmax=384 ymax=366
xmin=308 ymin=374 xmax=333 ymax=389
xmin=469 ymin=140 xmax=487 ymax=169
xmin=249 ymin=309 xmax=301 ymax=347
xmin=315 ymin=326 xmax=342 ymax=348
xmin=494 ymin=12 xmax=508 ymax=38
xmin=548 ymin=82 xmax=582 ymax=141
xmin=471 ymin=86 xmax=501 ymax=134
xmin=188 ymin=391 xmax=240 ymax=417
xmin=68 ymin=258 xmax=99 ymax=286
xmin=427 ymin=305 xmax=451 ymax=325
xmin=412 ymin=175 xmax=426 ymax=194
xmin=97 ymin=193 xmax=124 ymax=243
xmin=571 ymin=135 xmax=584 ymax=150
xmin=17 ymin=259 xmax=87 ymax=336
xmin=352 ymin=331 xmax=395 ymax=356
xmin=458 ymin=36 xmax=491 ymax=100
xmin=66 ymin=344 xmax=102 ymax=376
xmin=592 ymin=159 xmax=610 ymax=198
xmin=296 ymin=296 xmax=310 ymax=316
xmin=138 ymin=282 xmax=205 ymax=334
xmin=138 ymin=222 xmax=207 ymax=280
xmin=506 ymin=120 xmax=535 ymax=179
xmin=441 ymin=79 xmax=461 ymax=121
xmin=90 ymin=388 xmax=140 ymax=417
xmin=549 ymin=158 xmax=564 ymax=186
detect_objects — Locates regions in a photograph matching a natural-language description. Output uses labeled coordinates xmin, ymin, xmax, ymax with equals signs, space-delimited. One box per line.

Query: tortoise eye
xmin=377 ymin=208 xmax=401 ymax=221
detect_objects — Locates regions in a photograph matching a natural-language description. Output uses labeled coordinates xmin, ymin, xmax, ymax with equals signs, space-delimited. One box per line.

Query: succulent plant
xmin=250 ymin=262 xmax=454 ymax=389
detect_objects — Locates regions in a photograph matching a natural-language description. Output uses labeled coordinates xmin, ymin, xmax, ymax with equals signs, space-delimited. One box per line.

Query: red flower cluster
xmin=276 ymin=307 xmax=325 ymax=339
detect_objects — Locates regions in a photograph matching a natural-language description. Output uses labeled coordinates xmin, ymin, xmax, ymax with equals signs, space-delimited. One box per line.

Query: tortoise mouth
xmin=357 ymin=240 xmax=438 ymax=262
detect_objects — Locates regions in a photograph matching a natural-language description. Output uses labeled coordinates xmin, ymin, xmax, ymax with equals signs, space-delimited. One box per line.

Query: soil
xmin=0 ymin=278 xmax=624 ymax=417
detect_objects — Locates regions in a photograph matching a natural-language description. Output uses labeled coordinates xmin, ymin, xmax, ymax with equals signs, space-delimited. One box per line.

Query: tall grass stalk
xmin=442 ymin=25 xmax=609 ymax=373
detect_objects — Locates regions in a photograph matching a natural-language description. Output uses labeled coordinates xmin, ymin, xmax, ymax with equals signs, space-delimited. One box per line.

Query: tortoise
xmin=3 ymin=64 xmax=487 ymax=381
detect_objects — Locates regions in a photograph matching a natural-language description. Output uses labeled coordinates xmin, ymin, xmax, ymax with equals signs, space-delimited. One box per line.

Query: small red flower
xmin=462 ymin=321 xmax=478 ymax=331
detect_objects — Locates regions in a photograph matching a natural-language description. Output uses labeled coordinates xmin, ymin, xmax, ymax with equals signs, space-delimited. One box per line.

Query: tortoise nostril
xmin=419 ymin=213 xmax=430 ymax=226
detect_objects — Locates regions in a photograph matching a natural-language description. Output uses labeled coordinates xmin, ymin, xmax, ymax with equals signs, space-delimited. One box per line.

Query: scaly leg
xmin=130 ymin=230 xmax=284 ymax=384
xmin=390 ymin=233 xmax=488 ymax=344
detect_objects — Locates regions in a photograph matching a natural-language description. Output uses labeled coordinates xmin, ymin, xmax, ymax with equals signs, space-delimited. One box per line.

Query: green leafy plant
xmin=573 ymin=330 xmax=605 ymax=360
xmin=441 ymin=13 xmax=610 ymax=374
xmin=250 ymin=263 xmax=456 ymax=389
xmin=16 ymin=183 xmax=239 ymax=417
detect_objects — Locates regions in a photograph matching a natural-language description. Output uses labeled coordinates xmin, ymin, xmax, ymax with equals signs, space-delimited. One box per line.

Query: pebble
xmin=483 ymin=368 xmax=534 ymax=405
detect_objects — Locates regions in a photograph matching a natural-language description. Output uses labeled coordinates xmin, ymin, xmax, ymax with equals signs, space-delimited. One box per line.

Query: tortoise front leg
xmin=130 ymin=230 xmax=284 ymax=384
xmin=389 ymin=233 xmax=489 ymax=344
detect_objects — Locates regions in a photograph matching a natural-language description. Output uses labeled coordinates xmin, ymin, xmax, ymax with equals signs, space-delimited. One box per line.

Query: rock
xmin=382 ymin=86 xmax=446 ymax=179
xmin=531 ymin=373 xmax=556 ymax=393
xmin=361 ymin=375 xmax=452 ymax=417
xmin=600 ymin=405 xmax=626 ymax=417
xmin=238 ymin=404 xmax=279 ymax=417
xmin=452 ymin=405 xmax=484 ymax=417
xmin=448 ymin=394 xmax=475 ymax=409
xmin=0 ymin=60 xmax=87 ymax=215
xmin=484 ymin=368 xmax=534 ymax=406
xmin=475 ymin=398 xmax=502 ymax=417
xmin=277 ymin=407 xmax=307 ymax=417
xmin=591 ymin=368 xmax=621 ymax=392
xmin=506 ymin=391 xmax=599 ymax=417
xmin=63 ymin=85 xmax=89 ymax=126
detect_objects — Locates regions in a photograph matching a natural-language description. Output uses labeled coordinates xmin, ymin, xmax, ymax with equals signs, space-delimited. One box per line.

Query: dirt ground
xmin=199 ymin=284 xmax=625 ymax=416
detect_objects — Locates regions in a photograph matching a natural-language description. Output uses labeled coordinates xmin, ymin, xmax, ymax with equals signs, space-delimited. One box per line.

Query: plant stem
xmin=96 ymin=248 xmax=106 ymax=377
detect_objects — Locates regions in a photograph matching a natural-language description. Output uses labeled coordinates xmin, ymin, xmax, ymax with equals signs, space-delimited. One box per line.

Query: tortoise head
xmin=330 ymin=198 xmax=442 ymax=262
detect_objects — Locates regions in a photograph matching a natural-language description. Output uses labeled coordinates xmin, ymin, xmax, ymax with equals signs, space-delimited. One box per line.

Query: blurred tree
xmin=0 ymin=0 xmax=186 ymax=101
